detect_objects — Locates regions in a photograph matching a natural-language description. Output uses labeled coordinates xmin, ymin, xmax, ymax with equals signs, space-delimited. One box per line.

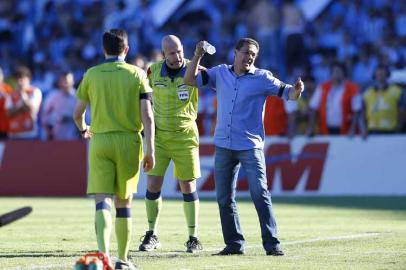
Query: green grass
xmin=1 ymin=197 xmax=406 ymax=270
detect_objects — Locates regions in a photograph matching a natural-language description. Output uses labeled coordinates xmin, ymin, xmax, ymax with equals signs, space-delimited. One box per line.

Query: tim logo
xmin=198 ymin=143 xmax=329 ymax=192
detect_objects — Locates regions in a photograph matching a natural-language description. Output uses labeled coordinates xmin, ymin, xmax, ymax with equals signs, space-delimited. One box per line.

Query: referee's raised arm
xmin=184 ymin=41 xmax=206 ymax=86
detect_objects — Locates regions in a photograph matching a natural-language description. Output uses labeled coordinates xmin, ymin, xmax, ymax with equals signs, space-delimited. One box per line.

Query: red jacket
xmin=0 ymin=83 xmax=13 ymax=133
xmin=264 ymin=96 xmax=287 ymax=136
xmin=318 ymin=80 xmax=359 ymax=134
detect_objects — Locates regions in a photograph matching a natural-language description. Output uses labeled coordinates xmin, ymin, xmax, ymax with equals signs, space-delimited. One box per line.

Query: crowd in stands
xmin=0 ymin=0 xmax=405 ymax=140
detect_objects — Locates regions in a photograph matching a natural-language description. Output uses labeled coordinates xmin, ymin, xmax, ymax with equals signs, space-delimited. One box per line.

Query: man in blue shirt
xmin=184 ymin=38 xmax=304 ymax=256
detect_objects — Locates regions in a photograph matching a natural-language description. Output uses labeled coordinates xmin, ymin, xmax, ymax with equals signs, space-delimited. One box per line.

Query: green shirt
xmin=147 ymin=60 xmax=198 ymax=131
xmin=77 ymin=58 xmax=152 ymax=134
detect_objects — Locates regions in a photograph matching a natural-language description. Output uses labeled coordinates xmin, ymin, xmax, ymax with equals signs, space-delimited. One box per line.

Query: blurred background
xmin=1 ymin=0 xmax=406 ymax=140
xmin=1 ymin=0 xmax=406 ymax=197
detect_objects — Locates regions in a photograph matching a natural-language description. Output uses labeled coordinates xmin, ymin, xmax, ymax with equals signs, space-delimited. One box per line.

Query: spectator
xmin=282 ymin=0 xmax=307 ymax=75
xmin=145 ymin=49 xmax=163 ymax=70
xmin=312 ymin=54 xmax=331 ymax=84
xmin=307 ymin=61 xmax=361 ymax=135
xmin=318 ymin=16 xmax=344 ymax=51
xmin=395 ymin=1 xmax=406 ymax=38
xmin=246 ymin=0 xmax=280 ymax=69
xmin=0 ymin=67 xmax=13 ymax=139
xmin=360 ymin=8 xmax=387 ymax=45
xmin=263 ymin=97 xmax=297 ymax=138
xmin=197 ymin=90 xmax=216 ymax=136
xmin=5 ymin=66 xmax=42 ymax=139
xmin=263 ymin=67 xmax=303 ymax=138
xmin=362 ymin=64 xmax=406 ymax=134
xmin=295 ymin=75 xmax=317 ymax=134
xmin=0 ymin=0 xmax=406 ymax=136
xmin=131 ymin=54 xmax=147 ymax=71
xmin=337 ymin=31 xmax=357 ymax=62
xmin=41 ymin=71 xmax=79 ymax=140
xmin=352 ymin=48 xmax=378 ymax=91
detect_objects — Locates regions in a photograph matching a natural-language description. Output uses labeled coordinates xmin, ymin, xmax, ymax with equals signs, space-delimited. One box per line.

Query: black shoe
xmin=114 ymin=259 xmax=137 ymax=270
xmin=138 ymin=230 xmax=161 ymax=251
xmin=214 ymin=246 xmax=245 ymax=256
xmin=266 ymin=245 xmax=284 ymax=256
xmin=185 ymin=236 xmax=203 ymax=253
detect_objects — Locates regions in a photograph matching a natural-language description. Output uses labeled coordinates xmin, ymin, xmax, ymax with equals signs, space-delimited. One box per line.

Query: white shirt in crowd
xmin=41 ymin=88 xmax=79 ymax=140
xmin=309 ymin=83 xmax=362 ymax=128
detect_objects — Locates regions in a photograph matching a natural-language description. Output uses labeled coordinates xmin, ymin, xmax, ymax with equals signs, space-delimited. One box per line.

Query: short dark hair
xmin=103 ymin=29 xmax=128 ymax=56
xmin=330 ymin=61 xmax=347 ymax=77
xmin=13 ymin=66 xmax=32 ymax=80
xmin=235 ymin=38 xmax=260 ymax=51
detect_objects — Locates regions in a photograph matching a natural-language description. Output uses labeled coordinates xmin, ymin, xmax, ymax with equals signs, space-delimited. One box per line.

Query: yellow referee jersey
xmin=77 ymin=58 xmax=152 ymax=134
xmin=147 ymin=60 xmax=198 ymax=131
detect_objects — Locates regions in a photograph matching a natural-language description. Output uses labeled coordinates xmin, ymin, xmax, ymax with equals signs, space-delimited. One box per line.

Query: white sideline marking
xmin=11 ymin=233 xmax=381 ymax=270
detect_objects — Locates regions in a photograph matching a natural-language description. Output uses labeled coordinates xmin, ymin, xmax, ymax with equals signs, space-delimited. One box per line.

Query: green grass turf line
xmin=0 ymin=197 xmax=405 ymax=270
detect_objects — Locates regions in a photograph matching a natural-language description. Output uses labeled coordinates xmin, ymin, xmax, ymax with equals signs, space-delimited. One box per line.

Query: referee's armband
xmin=201 ymin=70 xmax=209 ymax=85
xmin=277 ymin=83 xmax=286 ymax=98
xmin=140 ymin=93 xmax=152 ymax=100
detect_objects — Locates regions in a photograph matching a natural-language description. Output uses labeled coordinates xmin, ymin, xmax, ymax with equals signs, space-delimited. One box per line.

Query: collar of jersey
xmin=104 ymin=56 xmax=126 ymax=63
xmin=229 ymin=65 xmax=256 ymax=75
xmin=160 ymin=60 xmax=187 ymax=78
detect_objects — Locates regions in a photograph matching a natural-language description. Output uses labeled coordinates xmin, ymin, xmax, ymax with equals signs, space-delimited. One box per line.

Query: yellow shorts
xmin=147 ymin=125 xmax=201 ymax=180
xmin=87 ymin=132 xmax=143 ymax=199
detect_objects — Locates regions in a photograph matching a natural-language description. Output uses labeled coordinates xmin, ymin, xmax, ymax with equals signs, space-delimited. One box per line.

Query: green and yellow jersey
xmin=77 ymin=58 xmax=152 ymax=134
xmin=147 ymin=60 xmax=198 ymax=131
xmin=363 ymin=85 xmax=402 ymax=131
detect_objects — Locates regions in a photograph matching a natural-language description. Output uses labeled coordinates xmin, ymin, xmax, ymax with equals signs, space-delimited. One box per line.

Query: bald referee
xmin=73 ymin=29 xmax=154 ymax=270
xmin=138 ymin=35 xmax=202 ymax=253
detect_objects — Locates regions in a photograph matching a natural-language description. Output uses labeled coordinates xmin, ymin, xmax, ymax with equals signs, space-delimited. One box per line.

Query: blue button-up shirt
xmin=197 ymin=64 xmax=292 ymax=150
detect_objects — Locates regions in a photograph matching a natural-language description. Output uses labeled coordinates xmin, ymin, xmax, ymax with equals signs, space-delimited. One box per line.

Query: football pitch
xmin=0 ymin=197 xmax=405 ymax=270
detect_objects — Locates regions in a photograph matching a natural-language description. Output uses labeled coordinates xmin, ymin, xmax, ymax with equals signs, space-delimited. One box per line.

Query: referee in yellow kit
xmin=138 ymin=35 xmax=202 ymax=253
xmin=73 ymin=29 xmax=154 ymax=270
